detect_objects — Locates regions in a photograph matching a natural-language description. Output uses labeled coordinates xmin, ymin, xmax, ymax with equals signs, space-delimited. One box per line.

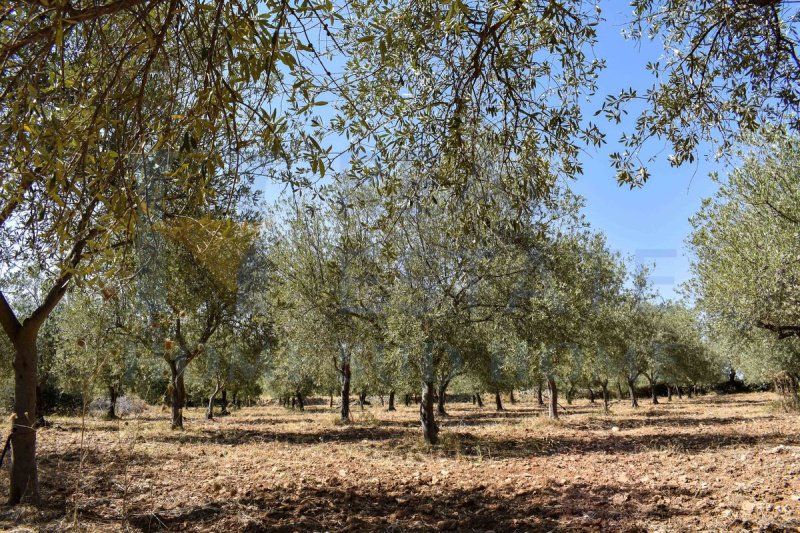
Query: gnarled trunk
xmin=420 ymin=381 xmax=438 ymax=444
xmin=628 ymin=378 xmax=638 ymax=408
xmin=388 ymin=390 xmax=396 ymax=411
xmin=206 ymin=384 xmax=223 ymax=420
xmin=436 ymin=379 xmax=449 ymax=416
xmin=547 ymin=377 xmax=559 ymax=419
xmin=296 ymin=390 xmax=304 ymax=411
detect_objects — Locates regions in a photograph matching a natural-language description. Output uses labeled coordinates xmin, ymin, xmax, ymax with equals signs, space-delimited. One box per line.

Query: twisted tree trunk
xmin=420 ymin=381 xmax=438 ymax=444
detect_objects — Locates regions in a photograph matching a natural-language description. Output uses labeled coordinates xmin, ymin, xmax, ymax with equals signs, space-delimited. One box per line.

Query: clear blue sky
xmin=570 ymin=1 xmax=722 ymax=301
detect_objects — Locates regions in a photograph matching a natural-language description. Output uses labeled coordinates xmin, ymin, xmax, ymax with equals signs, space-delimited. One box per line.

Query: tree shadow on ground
xmin=568 ymin=414 xmax=779 ymax=431
xmin=118 ymin=480 xmax=704 ymax=532
xmin=401 ymin=429 xmax=800 ymax=460
xmin=135 ymin=425 xmax=409 ymax=446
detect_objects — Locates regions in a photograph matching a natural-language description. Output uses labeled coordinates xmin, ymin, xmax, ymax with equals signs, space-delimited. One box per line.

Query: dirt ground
xmin=0 ymin=392 xmax=799 ymax=532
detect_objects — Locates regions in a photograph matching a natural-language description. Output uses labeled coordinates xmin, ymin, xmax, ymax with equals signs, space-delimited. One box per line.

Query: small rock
xmin=611 ymin=426 xmax=620 ymax=432
xmin=740 ymin=501 xmax=756 ymax=514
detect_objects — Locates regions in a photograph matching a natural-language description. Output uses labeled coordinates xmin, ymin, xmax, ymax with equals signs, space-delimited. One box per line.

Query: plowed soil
xmin=1 ymin=392 xmax=799 ymax=532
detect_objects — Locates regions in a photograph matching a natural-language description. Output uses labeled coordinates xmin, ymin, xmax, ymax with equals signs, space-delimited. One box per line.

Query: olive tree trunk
xmin=628 ymin=377 xmax=639 ymax=408
xmin=547 ymin=377 xmax=559 ymax=419
xmin=436 ymin=379 xmax=449 ymax=416
xmin=495 ymin=390 xmax=504 ymax=411
xmin=170 ymin=355 xmax=188 ymax=430
xmin=388 ymin=390 xmax=396 ymax=411
xmin=420 ymin=381 xmax=438 ymax=444
xmin=340 ymin=361 xmax=351 ymax=422
xmin=10 ymin=330 xmax=39 ymax=504
xmin=107 ymin=385 xmax=119 ymax=419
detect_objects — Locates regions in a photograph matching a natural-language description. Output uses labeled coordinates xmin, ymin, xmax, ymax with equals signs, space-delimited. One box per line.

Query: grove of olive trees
xmin=0 ymin=0 xmax=799 ymax=529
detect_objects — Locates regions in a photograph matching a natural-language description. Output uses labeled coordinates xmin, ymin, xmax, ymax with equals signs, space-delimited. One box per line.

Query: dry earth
xmin=0 ymin=392 xmax=799 ymax=532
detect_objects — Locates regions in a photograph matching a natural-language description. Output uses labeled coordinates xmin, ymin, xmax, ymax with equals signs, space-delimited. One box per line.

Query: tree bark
xmin=388 ymin=390 xmax=396 ymax=411
xmin=107 ymin=385 xmax=118 ymax=419
xmin=404 ymin=393 xmax=411 ymax=407
xmin=476 ymin=393 xmax=484 ymax=408
xmin=495 ymin=390 xmax=504 ymax=411
xmin=667 ymin=385 xmax=673 ymax=402
xmin=359 ymin=390 xmax=367 ymax=410
xmin=617 ymin=381 xmax=624 ymax=400
xmin=420 ymin=381 xmax=438 ymax=444
xmin=9 ymin=330 xmax=39 ymax=504
xmin=436 ymin=380 xmax=449 ymax=416
xmin=206 ymin=384 xmax=223 ymax=420
xmin=628 ymin=378 xmax=638 ymax=408
xmin=536 ymin=382 xmax=544 ymax=406
xmin=220 ymin=389 xmax=230 ymax=415
xmin=649 ymin=378 xmax=659 ymax=405
xmin=509 ymin=389 xmax=516 ymax=404
xmin=547 ymin=377 xmax=559 ymax=419
xmin=588 ymin=388 xmax=595 ymax=404
xmin=296 ymin=391 xmax=304 ymax=411
xmin=600 ymin=381 xmax=609 ymax=414
xmin=340 ymin=361 xmax=351 ymax=422
xmin=170 ymin=356 xmax=187 ymax=430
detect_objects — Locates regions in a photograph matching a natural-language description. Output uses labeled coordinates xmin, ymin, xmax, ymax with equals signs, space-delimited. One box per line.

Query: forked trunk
xmin=420 ymin=381 xmax=438 ymax=444
xmin=388 ymin=390 xmax=396 ymax=411
xmin=547 ymin=377 xmax=559 ymax=419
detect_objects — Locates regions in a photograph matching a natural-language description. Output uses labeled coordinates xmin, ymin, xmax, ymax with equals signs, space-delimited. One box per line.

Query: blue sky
xmin=570 ymin=1 xmax=722 ymax=301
